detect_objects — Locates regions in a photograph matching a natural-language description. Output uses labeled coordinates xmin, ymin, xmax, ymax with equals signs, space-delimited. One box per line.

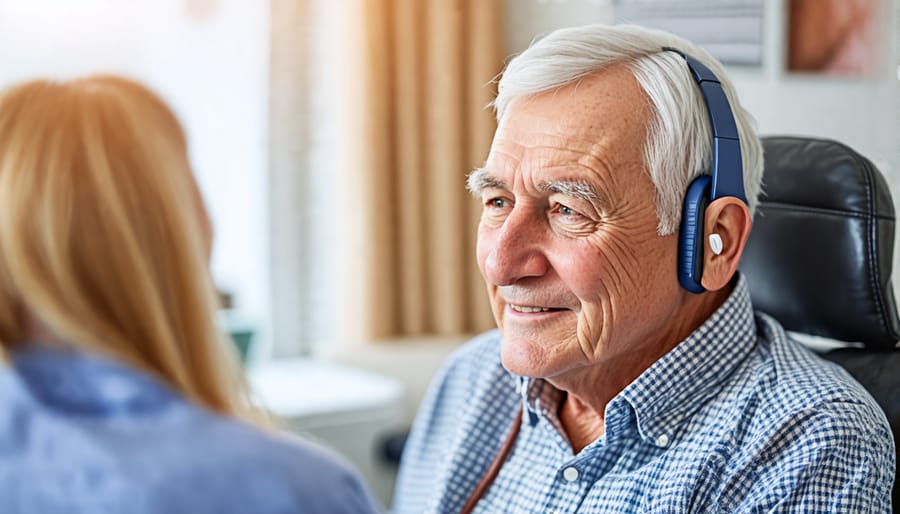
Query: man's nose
xmin=481 ymin=208 xmax=549 ymax=286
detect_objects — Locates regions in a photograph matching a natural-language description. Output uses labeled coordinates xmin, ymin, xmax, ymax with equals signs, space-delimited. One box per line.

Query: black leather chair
xmin=741 ymin=135 xmax=900 ymax=509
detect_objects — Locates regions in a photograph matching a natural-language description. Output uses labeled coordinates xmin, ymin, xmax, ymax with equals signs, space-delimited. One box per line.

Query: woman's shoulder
xmin=157 ymin=412 xmax=383 ymax=514
xmin=0 ymin=358 xmax=381 ymax=514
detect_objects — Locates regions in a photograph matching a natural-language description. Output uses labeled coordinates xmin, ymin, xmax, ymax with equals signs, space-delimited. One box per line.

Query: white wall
xmin=0 ymin=0 xmax=272 ymax=332
xmin=505 ymin=0 xmax=615 ymax=54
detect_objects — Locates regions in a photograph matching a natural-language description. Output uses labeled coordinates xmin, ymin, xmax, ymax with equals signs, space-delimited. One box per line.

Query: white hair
xmin=494 ymin=24 xmax=764 ymax=235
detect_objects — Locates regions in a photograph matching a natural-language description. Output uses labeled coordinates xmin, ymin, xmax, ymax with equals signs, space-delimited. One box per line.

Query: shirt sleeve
xmin=254 ymin=431 xmax=384 ymax=514
xmin=723 ymin=400 xmax=894 ymax=514
xmin=391 ymin=350 xmax=461 ymax=513
xmin=326 ymin=466 xmax=384 ymax=514
xmin=392 ymin=331 xmax=507 ymax=514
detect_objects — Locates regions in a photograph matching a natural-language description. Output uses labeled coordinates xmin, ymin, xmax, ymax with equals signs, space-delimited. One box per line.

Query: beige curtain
xmin=343 ymin=0 xmax=503 ymax=341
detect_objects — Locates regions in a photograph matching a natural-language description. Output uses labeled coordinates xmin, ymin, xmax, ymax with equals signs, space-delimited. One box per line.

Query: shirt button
xmin=656 ymin=434 xmax=670 ymax=447
xmin=562 ymin=466 xmax=579 ymax=482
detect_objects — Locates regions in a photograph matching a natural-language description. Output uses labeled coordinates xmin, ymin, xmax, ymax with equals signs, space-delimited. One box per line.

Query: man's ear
xmin=700 ymin=197 xmax=752 ymax=291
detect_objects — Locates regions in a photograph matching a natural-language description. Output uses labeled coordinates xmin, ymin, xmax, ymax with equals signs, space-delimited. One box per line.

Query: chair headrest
xmin=740 ymin=136 xmax=900 ymax=349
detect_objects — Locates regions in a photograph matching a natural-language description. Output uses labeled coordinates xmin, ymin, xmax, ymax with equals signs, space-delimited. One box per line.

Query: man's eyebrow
xmin=539 ymin=179 xmax=603 ymax=202
xmin=466 ymin=167 xmax=506 ymax=195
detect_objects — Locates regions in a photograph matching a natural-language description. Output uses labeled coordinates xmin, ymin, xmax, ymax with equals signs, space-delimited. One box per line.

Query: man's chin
xmin=499 ymin=335 xmax=553 ymax=378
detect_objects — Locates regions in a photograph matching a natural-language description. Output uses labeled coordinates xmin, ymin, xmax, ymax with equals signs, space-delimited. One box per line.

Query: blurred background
xmin=1 ymin=0 xmax=898 ymax=509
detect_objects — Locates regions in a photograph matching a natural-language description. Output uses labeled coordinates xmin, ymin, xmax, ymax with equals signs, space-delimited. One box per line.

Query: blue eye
xmin=489 ymin=198 xmax=507 ymax=208
xmin=556 ymin=203 xmax=583 ymax=217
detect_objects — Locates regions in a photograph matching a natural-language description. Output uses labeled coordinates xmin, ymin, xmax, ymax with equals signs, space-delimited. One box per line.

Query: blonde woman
xmin=0 ymin=76 xmax=381 ymax=514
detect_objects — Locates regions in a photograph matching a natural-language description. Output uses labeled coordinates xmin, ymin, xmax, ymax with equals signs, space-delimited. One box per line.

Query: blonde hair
xmin=0 ymin=76 xmax=266 ymax=425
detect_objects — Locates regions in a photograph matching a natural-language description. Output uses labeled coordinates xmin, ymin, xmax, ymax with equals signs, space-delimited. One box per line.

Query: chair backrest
xmin=740 ymin=135 xmax=900 ymax=509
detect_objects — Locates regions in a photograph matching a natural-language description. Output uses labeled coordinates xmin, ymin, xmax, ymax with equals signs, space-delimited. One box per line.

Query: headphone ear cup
xmin=678 ymin=176 xmax=712 ymax=293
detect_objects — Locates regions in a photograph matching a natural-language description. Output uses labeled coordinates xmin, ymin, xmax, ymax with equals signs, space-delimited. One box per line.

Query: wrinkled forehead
xmin=485 ymin=65 xmax=652 ymax=186
xmin=501 ymin=64 xmax=649 ymax=141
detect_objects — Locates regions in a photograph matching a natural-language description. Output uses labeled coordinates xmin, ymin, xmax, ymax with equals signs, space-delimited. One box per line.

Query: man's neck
xmin=558 ymin=393 xmax=605 ymax=453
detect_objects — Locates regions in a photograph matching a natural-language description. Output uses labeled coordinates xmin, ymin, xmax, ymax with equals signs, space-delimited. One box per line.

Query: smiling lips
xmin=508 ymin=304 xmax=563 ymax=313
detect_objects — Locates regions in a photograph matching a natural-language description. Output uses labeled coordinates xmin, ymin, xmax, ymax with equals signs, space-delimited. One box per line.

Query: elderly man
xmin=392 ymin=24 xmax=894 ymax=513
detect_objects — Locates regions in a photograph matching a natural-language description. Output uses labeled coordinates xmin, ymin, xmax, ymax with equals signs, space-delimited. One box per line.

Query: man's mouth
xmin=508 ymin=304 xmax=563 ymax=313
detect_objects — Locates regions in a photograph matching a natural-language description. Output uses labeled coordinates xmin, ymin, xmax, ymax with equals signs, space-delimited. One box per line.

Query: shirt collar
xmin=520 ymin=375 xmax=563 ymax=428
xmin=10 ymin=343 xmax=177 ymax=416
xmin=520 ymin=273 xmax=757 ymax=446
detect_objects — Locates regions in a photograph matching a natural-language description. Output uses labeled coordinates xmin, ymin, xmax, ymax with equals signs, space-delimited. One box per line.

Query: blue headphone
xmin=663 ymin=47 xmax=747 ymax=293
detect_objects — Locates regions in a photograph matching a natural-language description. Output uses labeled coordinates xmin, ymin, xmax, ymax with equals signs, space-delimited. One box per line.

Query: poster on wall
xmin=787 ymin=0 xmax=878 ymax=76
xmin=614 ymin=0 xmax=764 ymax=66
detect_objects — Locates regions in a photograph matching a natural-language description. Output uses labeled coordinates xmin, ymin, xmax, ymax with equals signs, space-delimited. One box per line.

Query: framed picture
xmin=787 ymin=0 xmax=878 ymax=76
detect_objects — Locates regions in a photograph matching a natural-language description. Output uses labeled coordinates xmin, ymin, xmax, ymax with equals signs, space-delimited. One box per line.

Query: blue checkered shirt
xmin=393 ymin=276 xmax=894 ymax=513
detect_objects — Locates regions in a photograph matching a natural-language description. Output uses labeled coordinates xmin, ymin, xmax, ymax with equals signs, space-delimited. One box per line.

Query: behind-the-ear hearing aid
xmin=663 ymin=47 xmax=748 ymax=293
xmin=709 ymin=233 xmax=723 ymax=255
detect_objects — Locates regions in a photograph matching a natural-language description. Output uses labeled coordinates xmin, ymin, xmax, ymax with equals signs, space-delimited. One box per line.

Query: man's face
xmin=474 ymin=65 xmax=692 ymax=380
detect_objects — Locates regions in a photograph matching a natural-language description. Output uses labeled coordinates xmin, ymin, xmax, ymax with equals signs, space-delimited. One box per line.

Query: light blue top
xmin=0 ymin=344 xmax=382 ymax=514
xmin=394 ymin=275 xmax=895 ymax=513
